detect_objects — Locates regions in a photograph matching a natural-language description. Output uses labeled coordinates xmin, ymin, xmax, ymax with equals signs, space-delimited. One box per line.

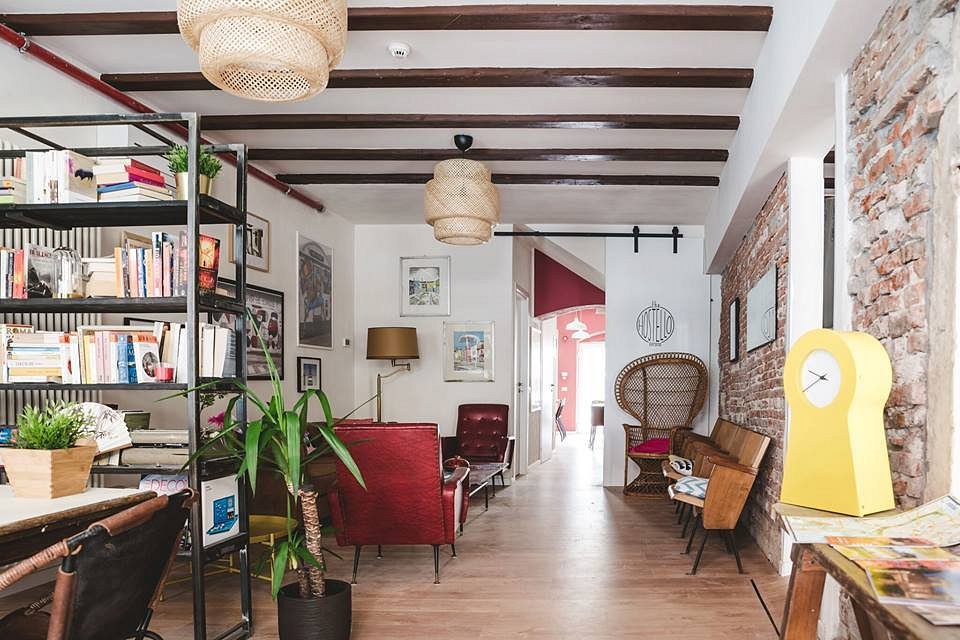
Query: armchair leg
xmin=377 ymin=545 xmax=383 ymax=559
xmin=451 ymin=544 xmax=457 ymax=558
xmin=690 ymin=530 xmax=710 ymax=575
xmin=680 ymin=506 xmax=693 ymax=538
xmin=676 ymin=502 xmax=686 ymax=525
xmin=352 ymin=546 xmax=362 ymax=584
xmin=683 ymin=515 xmax=700 ymax=554
xmin=432 ymin=545 xmax=441 ymax=584
xmin=726 ymin=531 xmax=744 ymax=574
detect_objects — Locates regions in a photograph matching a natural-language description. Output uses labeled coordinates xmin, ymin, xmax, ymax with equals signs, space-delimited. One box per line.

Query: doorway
xmin=513 ymin=288 xmax=531 ymax=476
xmin=576 ymin=341 xmax=605 ymax=436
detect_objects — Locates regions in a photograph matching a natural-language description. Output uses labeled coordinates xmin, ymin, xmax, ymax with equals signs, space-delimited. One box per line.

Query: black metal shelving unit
xmin=0 ymin=113 xmax=253 ymax=640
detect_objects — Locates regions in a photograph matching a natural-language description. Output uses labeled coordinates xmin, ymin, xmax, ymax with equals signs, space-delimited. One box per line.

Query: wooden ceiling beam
xmin=1 ymin=6 xmax=772 ymax=36
xmin=201 ymin=113 xmax=741 ymax=130
xmin=275 ymin=173 xmax=720 ymax=186
xmin=251 ymin=148 xmax=729 ymax=162
xmin=101 ymin=68 xmax=753 ymax=91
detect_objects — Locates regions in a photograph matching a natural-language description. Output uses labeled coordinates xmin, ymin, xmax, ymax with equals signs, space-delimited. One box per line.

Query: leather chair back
xmin=456 ymin=403 xmax=510 ymax=463
xmin=332 ymin=423 xmax=446 ymax=545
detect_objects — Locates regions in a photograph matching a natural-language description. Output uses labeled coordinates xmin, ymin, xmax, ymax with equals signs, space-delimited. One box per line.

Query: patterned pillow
xmin=669 ymin=456 xmax=693 ymax=476
xmin=674 ymin=476 xmax=709 ymax=499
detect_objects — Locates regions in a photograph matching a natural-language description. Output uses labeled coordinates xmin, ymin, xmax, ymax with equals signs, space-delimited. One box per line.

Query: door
xmin=529 ymin=321 xmax=543 ymax=465
xmin=513 ymin=289 xmax=531 ymax=475
xmin=540 ymin=320 xmax=558 ymax=461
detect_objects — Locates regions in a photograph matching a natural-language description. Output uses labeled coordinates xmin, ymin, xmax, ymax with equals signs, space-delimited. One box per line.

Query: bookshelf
xmin=0 ymin=113 xmax=252 ymax=640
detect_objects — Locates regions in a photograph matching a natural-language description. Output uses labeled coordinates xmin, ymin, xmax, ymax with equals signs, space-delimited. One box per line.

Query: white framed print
xmin=400 ymin=256 xmax=451 ymax=316
xmin=229 ymin=211 xmax=270 ymax=272
xmin=443 ymin=320 xmax=494 ymax=382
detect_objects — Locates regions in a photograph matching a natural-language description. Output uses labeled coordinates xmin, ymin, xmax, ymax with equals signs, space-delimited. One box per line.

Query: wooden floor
xmin=1 ymin=432 xmax=788 ymax=639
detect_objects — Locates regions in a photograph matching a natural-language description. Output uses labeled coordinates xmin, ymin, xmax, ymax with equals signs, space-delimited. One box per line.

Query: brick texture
xmin=719 ymin=175 xmax=788 ymax=568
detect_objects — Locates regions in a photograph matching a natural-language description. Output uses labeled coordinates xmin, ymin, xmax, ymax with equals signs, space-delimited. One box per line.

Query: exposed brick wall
xmin=719 ymin=175 xmax=788 ymax=567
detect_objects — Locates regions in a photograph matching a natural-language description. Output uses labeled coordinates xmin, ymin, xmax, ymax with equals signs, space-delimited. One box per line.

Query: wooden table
xmin=0 ymin=486 xmax=154 ymax=565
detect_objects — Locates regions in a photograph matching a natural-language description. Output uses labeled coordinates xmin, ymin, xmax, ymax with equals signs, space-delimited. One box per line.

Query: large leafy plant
xmin=177 ymin=314 xmax=366 ymax=598
xmin=16 ymin=401 xmax=91 ymax=450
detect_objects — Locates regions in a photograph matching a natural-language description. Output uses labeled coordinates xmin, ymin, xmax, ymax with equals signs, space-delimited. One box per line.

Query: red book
xmin=126 ymin=165 xmax=165 ymax=183
xmin=12 ymin=249 xmax=24 ymax=299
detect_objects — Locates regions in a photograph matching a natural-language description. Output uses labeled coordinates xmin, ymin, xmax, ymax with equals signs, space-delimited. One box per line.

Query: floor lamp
xmin=366 ymin=327 xmax=420 ymax=422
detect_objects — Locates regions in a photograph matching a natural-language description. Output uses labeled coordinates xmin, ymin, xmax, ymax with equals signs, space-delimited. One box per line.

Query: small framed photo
xmin=230 ymin=211 xmax=270 ymax=272
xmin=729 ymin=298 xmax=740 ymax=363
xmin=401 ymin=256 xmax=451 ymax=316
xmin=297 ymin=357 xmax=322 ymax=392
xmin=443 ymin=321 xmax=494 ymax=382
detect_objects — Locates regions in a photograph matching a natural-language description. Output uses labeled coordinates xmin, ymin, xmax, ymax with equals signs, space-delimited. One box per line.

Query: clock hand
xmin=808 ymin=369 xmax=827 ymax=381
xmin=803 ymin=377 xmax=822 ymax=393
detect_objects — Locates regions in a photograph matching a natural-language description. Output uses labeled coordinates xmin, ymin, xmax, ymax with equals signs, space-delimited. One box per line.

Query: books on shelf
xmin=0 ymin=177 xmax=26 ymax=204
xmin=23 ymin=150 xmax=97 ymax=204
xmin=94 ymin=157 xmax=172 ymax=202
xmin=112 ymin=231 xmax=218 ymax=298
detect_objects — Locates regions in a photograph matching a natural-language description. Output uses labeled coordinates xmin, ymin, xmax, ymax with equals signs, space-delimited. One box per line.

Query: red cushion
xmin=629 ymin=438 xmax=669 ymax=454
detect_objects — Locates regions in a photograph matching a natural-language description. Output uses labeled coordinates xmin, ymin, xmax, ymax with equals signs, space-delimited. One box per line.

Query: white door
xmin=513 ymin=289 xmax=531 ymax=475
xmin=540 ymin=326 xmax=558 ymax=461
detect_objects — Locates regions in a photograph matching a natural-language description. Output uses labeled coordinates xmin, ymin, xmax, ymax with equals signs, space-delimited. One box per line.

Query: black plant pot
xmin=277 ymin=580 xmax=351 ymax=640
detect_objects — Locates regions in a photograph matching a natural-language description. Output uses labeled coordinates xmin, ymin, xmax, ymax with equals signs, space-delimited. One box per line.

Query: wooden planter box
xmin=0 ymin=445 xmax=97 ymax=498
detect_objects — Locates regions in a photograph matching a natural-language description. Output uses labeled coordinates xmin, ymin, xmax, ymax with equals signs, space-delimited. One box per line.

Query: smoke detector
xmin=388 ymin=41 xmax=411 ymax=59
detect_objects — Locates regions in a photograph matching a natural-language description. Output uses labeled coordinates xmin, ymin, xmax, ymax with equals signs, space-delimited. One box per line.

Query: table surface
xmin=0 ymin=486 xmax=153 ymax=537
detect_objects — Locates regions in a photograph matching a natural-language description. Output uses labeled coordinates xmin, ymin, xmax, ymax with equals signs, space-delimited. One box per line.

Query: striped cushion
xmin=674 ymin=476 xmax=709 ymax=499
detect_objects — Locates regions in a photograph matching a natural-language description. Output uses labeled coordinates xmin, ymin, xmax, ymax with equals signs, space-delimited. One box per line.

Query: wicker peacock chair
xmin=615 ymin=352 xmax=708 ymax=496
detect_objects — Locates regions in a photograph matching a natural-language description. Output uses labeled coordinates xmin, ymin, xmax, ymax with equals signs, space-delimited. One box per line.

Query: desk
xmin=0 ymin=486 xmax=154 ymax=566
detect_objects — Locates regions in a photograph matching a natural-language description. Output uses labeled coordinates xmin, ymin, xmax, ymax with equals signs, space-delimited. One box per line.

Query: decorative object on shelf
xmin=366 ymin=327 xmax=419 ymax=421
xmin=164 ymin=144 xmax=222 ymax=199
xmin=52 ymin=247 xmax=83 ymax=299
xmin=230 ymin=210 xmax=270 ymax=272
xmin=0 ymin=401 xmax=96 ymax=498
xmin=636 ymin=301 xmax=674 ymax=347
xmin=212 ymin=278 xmax=284 ymax=380
xmin=443 ymin=320 xmax=494 ymax=382
xmin=176 ymin=0 xmax=348 ymax=103
xmin=297 ymin=233 xmax=333 ymax=349
xmin=728 ymin=297 xmax=740 ymax=362
xmin=297 ymin=356 xmax=321 ymax=392
xmin=781 ymin=328 xmax=895 ymax=516
xmin=424 ymin=134 xmax=500 ymax=245
xmin=400 ymin=255 xmax=451 ymax=316
xmin=746 ymin=265 xmax=777 ymax=351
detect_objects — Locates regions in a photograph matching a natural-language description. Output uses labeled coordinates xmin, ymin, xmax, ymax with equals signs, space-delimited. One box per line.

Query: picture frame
xmin=728 ymin=298 xmax=740 ymax=363
xmin=400 ymin=256 xmax=451 ymax=316
xmin=443 ymin=320 xmax=494 ymax=382
xmin=746 ymin=265 xmax=777 ymax=352
xmin=297 ymin=233 xmax=333 ymax=349
xmin=297 ymin=357 xmax=321 ymax=392
xmin=229 ymin=211 xmax=270 ymax=273
xmin=210 ymin=278 xmax=284 ymax=380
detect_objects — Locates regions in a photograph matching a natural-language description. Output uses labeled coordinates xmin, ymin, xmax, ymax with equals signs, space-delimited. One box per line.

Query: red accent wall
xmin=556 ymin=308 xmax=605 ymax=430
xmin=534 ymin=251 xmax=605 ymax=317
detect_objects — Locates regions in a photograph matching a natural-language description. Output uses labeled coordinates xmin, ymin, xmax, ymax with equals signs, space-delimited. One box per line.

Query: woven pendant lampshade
xmin=424 ymin=156 xmax=501 ymax=245
xmin=177 ymin=0 xmax=347 ymax=103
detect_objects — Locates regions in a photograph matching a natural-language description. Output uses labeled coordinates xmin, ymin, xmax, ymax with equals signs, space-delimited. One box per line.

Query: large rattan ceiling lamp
xmin=425 ymin=135 xmax=501 ymax=245
xmin=177 ymin=0 xmax=347 ymax=102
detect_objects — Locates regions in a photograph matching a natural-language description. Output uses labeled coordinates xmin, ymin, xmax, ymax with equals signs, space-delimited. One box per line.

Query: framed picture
xmin=297 ymin=357 xmax=321 ymax=392
xmin=297 ymin=233 xmax=333 ymax=349
xmin=746 ymin=265 xmax=777 ymax=352
xmin=400 ymin=256 xmax=451 ymax=316
xmin=728 ymin=298 xmax=740 ymax=363
xmin=443 ymin=321 xmax=494 ymax=382
xmin=229 ymin=211 xmax=270 ymax=272
xmin=210 ymin=278 xmax=284 ymax=380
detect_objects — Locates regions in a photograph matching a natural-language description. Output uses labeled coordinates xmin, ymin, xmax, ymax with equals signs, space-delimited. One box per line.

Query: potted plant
xmin=0 ymin=401 xmax=96 ymax=499
xmin=178 ymin=316 xmax=366 ymax=640
xmin=164 ymin=144 xmax=223 ymax=199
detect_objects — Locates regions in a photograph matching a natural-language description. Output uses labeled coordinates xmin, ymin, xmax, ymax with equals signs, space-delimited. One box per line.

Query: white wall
xmin=603 ymin=227 xmax=713 ymax=487
xmin=354 ymin=225 xmax=514 ymax=434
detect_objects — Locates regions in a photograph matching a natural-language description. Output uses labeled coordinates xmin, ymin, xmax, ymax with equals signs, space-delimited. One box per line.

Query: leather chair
xmin=441 ymin=403 xmax=514 ymax=486
xmin=328 ymin=423 xmax=469 ymax=584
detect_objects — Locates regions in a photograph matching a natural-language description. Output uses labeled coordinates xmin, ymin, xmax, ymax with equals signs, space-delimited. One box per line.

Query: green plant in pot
xmin=1 ymin=401 xmax=96 ymax=499
xmin=175 ymin=315 xmax=366 ymax=640
xmin=164 ymin=144 xmax=223 ymax=200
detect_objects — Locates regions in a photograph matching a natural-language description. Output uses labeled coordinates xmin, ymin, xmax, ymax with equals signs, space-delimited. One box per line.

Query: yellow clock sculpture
xmin=780 ymin=328 xmax=895 ymax=516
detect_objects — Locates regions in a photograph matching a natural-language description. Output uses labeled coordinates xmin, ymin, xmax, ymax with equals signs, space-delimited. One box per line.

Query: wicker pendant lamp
xmin=425 ymin=135 xmax=501 ymax=245
xmin=177 ymin=0 xmax=347 ymax=103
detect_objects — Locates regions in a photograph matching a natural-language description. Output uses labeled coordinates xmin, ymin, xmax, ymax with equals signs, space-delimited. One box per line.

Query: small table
xmin=0 ymin=486 xmax=154 ymax=565
xmin=467 ymin=462 xmax=508 ymax=510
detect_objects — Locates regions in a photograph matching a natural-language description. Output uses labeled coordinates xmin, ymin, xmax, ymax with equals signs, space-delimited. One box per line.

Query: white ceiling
xmin=0 ymin=0 xmax=772 ymax=225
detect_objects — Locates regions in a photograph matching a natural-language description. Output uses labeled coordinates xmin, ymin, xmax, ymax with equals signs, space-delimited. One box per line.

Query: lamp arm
xmin=375 ymin=361 xmax=413 ymax=421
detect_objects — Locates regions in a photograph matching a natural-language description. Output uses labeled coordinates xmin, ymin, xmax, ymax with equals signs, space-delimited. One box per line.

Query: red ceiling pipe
xmin=0 ymin=24 xmax=325 ymax=212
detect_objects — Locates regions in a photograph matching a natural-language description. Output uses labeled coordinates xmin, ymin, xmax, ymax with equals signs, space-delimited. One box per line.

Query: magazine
xmin=866 ymin=561 xmax=960 ymax=607
xmin=910 ymin=604 xmax=960 ymax=626
xmin=833 ymin=544 xmax=958 ymax=564
xmin=827 ymin=536 xmax=936 ymax=547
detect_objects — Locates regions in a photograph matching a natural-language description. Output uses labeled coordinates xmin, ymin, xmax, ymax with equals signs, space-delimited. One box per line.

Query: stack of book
xmin=81 ymin=256 xmax=117 ymax=297
xmin=95 ymin=158 xmax=172 ymax=202
xmin=24 ymin=150 xmax=97 ymax=203
xmin=0 ymin=177 xmax=25 ymax=204
xmin=5 ymin=331 xmax=70 ymax=383
xmin=117 ymin=429 xmax=191 ymax=467
xmin=0 ymin=242 xmax=57 ymax=299
xmin=113 ymin=232 xmax=219 ymax=297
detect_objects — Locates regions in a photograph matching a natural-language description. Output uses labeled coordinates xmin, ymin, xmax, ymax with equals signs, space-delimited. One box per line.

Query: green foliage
xmin=164 ymin=145 xmax=223 ymax=179
xmin=16 ymin=401 xmax=91 ymax=450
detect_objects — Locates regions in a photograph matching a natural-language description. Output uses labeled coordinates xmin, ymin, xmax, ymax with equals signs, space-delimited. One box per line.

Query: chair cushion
xmin=629 ymin=438 xmax=670 ymax=455
xmin=669 ymin=455 xmax=693 ymax=476
xmin=673 ymin=476 xmax=709 ymax=499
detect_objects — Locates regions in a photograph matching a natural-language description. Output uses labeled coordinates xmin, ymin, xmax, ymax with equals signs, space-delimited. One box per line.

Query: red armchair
xmin=328 ymin=423 xmax=469 ymax=584
xmin=442 ymin=404 xmax=514 ymax=486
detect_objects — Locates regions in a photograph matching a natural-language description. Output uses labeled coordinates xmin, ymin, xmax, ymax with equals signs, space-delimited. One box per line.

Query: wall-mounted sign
xmin=637 ymin=301 xmax=675 ymax=347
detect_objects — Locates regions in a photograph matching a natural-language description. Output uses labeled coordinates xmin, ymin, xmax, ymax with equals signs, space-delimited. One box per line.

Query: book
xmin=866 ymin=561 xmax=960 ymax=607
xmin=94 ymin=165 xmax=165 ymax=187
xmin=129 ymin=429 xmax=190 ymax=446
xmin=120 ymin=447 xmax=190 ymax=466
xmin=133 ymin=334 xmax=160 ymax=382
xmin=23 ymin=243 xmax=56 ymax=298
xmin=198 ymin=235 xmax=220 ymax=294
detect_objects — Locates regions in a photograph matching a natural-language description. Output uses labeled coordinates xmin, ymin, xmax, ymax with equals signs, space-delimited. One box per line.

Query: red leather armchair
xmin=328 ymin=423 xmax=469 ymax=584
xmin=442 ymin=404 xmax=514 ymax=486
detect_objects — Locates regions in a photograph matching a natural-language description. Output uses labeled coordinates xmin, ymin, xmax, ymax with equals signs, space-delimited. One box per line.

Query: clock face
xmin=801 ymin=349 xmax=842 ymax=408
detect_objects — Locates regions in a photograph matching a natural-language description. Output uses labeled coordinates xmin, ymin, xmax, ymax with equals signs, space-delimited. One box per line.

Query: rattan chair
xmin=616 ymin=352 xmax=708 ymax=496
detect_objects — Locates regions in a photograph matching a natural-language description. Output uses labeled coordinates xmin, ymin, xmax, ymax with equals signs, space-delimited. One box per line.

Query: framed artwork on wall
xmin=229 ymin=211 xmax=270 ymax=272
xmin=296 ymin=357 xmax=321 ymax=392
xmin=400 ymin=255 xmax=451 ymax=316
xmin=210 ymin=278 xmax=284 ymax=380
xmin=729 ymin=298 xmax=740 ymax=362
xmin=746 ymin=265 xmax=777 ymax=352
xmin=443 ymin=321 xmax=495 ymax=382
xmin=297 ymin=233 xmax=333 ymax=349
